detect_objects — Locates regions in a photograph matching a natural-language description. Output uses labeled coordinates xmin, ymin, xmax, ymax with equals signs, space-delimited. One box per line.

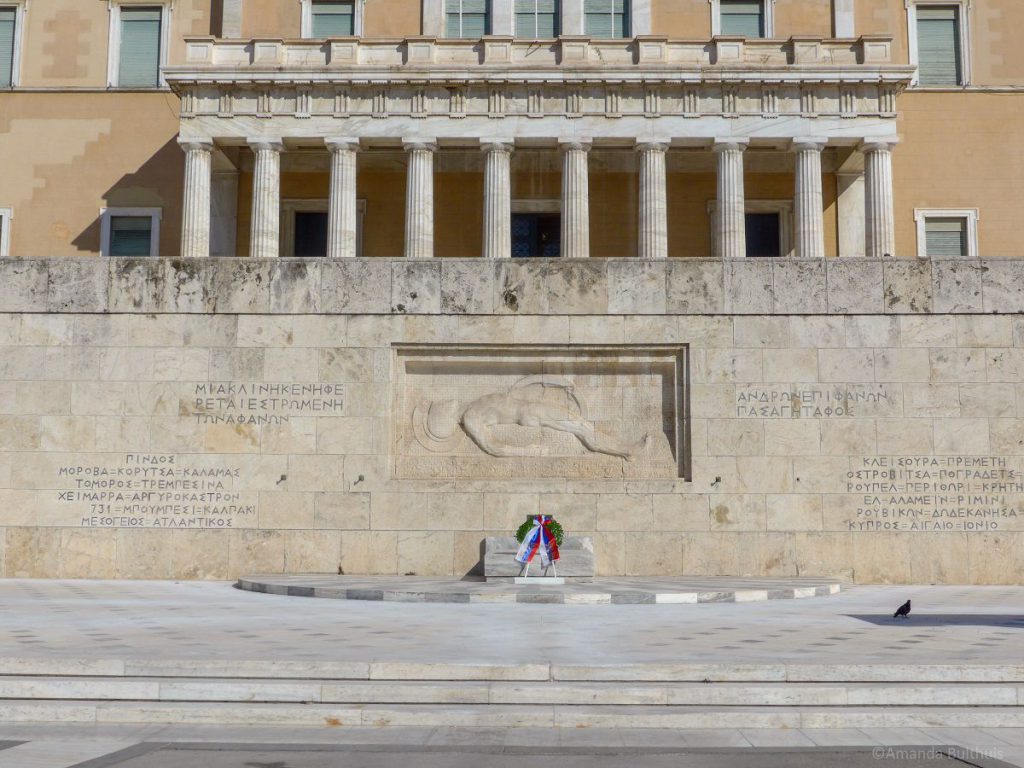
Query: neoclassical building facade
xmin=0 ymin=0 xmax=1021 ymax=261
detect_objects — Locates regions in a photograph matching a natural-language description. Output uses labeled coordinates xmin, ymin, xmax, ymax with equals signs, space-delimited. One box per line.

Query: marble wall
xmin=0 ymin=256 xmax=1022 ymax=583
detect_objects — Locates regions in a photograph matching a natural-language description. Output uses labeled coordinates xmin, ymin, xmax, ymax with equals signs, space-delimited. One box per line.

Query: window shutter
xmin=0 ymin=8 xmax=17 ymax=87
xmin=925 ymin=217 xmax=967 ymax=257
xmin=516 ymin=0 xmax=557 ymax=37
xmin=118 ymin=7 xmax=162 ymax=88
xmin=312 ymin=1 xmax=355 ymax=36
xmin=917 ymin=6 xmax=961 ymax=86
xmin=585 ymin=0 xmax=625 ymax=38
xmin=109 ymin=216 xmax=154 ymax=257
xmin=537 ymin=0 xmax=558 ymax=36
xmin=446 ymin=0 xmax=488 ymax=37
xmin=720 ymin=0 xmax=763 ymax=37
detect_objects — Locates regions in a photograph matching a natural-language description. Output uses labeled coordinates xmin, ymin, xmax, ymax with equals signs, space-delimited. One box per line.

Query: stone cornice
xmin=0 ymin=257 xmax=1011 ymax=317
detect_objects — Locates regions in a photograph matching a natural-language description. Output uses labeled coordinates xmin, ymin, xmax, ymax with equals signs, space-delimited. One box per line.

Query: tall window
xmin=446 ymin=0 xmax=489 ymax=38
xmin=916 ymin=6 xmax=962 ymax=86
xmin=0 ymin=6 xmax=17 ymax=88
xmin=312 ymin=1 xmax=355 ymax=36
xmin=117 ymin=6 xmax=163 ymax=88
xmin=516 ymin=0 xmax=558 ymax=38
xmin=719 ymin=0 xmax=764 ymax=37
xmin=584 ymin=0 xmax=627 ymax=38
xmin=0 ymin=208 xmax=11 ymax=257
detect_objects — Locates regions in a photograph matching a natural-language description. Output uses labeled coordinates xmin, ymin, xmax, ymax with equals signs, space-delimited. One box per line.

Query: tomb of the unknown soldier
xmin=3 ymin=0 xmax=1024 ymax=764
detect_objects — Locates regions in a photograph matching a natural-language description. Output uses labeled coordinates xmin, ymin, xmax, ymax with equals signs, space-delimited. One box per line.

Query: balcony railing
xmin=172 ymin=34 xmax=899 ymax=78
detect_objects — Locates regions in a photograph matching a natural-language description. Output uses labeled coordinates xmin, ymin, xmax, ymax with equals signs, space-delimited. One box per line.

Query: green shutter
xmin=118 ymin=7 xmax=162 ymax=88
xmin=446 ymin=0 xmax=488 ymax=37
xmin=109 ymin=216 xmax=154 ymax=257
xmin=516 ymin=0 xmax=557 ymax=37
xmin=917 ymin=6 xmax=961 ymax=86
xmin=312 ymin=1 xmax=355 ymax=36
xmin=0 ymin=7 xmax=16 ymax=88
xmin=585 ymin=0 xmax=626 ymax=38
xmin=925 ymin=217 xmax=967 ymax=257
xmin=720 ymin=0 xmax=763 ymax=37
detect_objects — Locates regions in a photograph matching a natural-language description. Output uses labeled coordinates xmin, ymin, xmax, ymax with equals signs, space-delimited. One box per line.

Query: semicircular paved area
xmin=235 ymin=575 xmax=842 ymax=604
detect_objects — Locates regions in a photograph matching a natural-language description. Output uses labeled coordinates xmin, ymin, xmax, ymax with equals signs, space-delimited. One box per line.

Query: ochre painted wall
xmin=0 ymin=93 xmax=184 ymax=258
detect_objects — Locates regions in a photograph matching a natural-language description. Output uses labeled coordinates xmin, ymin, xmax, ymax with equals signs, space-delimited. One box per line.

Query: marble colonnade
xmin=179 ymin=136 xmax=895 ymax=259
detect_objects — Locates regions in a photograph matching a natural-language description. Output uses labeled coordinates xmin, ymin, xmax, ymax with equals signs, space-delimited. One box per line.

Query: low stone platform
xmin=234 ymin=575 xmax=842 ymax=604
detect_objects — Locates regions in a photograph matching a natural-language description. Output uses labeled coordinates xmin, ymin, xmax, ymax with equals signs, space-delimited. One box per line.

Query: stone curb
xmin=234 ymin=577 xmax=842 ymax=605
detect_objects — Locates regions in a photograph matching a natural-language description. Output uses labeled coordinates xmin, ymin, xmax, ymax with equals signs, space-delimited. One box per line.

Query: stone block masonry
xmin=0 ymin=256 xmax=1022 ymax=583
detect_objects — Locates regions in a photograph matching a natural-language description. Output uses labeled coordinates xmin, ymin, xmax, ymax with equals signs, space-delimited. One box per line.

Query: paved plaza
xmin=0 ymin=579 xmax=1023 ymax=766
xmin=0 ymin=579 xmax=1019 ymax=666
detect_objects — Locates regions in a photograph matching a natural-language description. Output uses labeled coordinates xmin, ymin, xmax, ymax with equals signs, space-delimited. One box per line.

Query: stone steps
xmin=0 ymin=676 xmax=1021 ymax=707
xmin=1 ymin=700 xmax=1024 ymax=728
xmin=2 ymin=658 xmax=1022 ymax=682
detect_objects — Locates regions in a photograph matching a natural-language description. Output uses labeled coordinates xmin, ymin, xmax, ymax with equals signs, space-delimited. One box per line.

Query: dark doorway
xmin=294 ymin=211 xmax=328 ymax=257
xmin=745 ymin=212 xmax=782 ymax=257
xmin=512 ymin=212 xmax=561 ymax=257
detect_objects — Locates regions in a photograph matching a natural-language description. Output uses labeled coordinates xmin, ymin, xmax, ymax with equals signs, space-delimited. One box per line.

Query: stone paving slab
xmin=236 ymin=575 xmax=842 ymax=604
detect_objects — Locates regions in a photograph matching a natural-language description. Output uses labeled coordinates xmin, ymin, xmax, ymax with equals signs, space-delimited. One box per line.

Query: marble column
xmin=792 ymin=137 xmax=827 ymax=259
xmin=247 ymin=138 xmax=284 ymax=259
xmin=862 ymin=139 xmax=897 ymax=258
xmin=482 ymin=140 xmax=513 ymax=260
xmin=713 ymin=139 xmax=748 ymax=259
xmin=403 ymin=140 xmax=436 ymax=259
xmin=325 ymin=137 xmax=360 ymax=259
xmin=637 ymin=141 xmax=669 ymax=260
xmin=560 ymin=139 xmax=591 ymax=259
xmin=179 ymin=138 xmax=214 ymax=259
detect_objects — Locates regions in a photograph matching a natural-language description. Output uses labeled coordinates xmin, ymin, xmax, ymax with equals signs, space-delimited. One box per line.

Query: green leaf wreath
xmin=515 ymin=516 xmax=564 ymax=547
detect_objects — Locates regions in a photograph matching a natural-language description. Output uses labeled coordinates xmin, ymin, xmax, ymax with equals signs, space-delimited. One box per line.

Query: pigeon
xmin=893 ymin=599 xmax=911 ymax=619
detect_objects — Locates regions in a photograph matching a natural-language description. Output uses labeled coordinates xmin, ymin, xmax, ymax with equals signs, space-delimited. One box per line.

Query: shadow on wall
xmin=71 ymin=137 xmax=183 ymax=256
xmin=846 ymin=614 xmax=1024 ymax=627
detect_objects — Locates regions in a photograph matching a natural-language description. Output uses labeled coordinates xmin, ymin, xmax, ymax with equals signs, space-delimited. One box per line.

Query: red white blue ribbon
xmin=515 ymin=516 xmax=560 ymax=567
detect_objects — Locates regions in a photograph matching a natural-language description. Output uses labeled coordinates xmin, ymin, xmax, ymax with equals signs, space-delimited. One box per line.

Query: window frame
xmin=582 ymin=0 xmax=629 ymax=38
xmin=710 ymin=0 xmax=774 ymax=38
xmin=907 ymin=0 xmax=971 ymax=87
xmin=107 ymin=2 xmax=171 ymax=90
xmin=515 ymin=0 xmax=559 ymax=39
xmin=301 ymin=0 xmax=363 ymax=38
xmin=706 ymin=199 xmax=794 ymax=258
xmin=0 ymin=207 xmax=12 ymax=257
xmin=444 ymin=0 xmax=490 ymax=38
xmin=0 ymin=1 xmax=26 ymax=89
xmin=281 ymin=198 xmax=367 ymax=258
xmin=914 ymin=208 xmax=979 ymax=259
xmin=100 ymin=207 xmax=162 ymax=257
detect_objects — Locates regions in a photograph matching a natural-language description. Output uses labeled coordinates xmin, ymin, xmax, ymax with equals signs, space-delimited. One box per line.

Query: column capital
xmin=246 ymin=137 xmax=285 ymax=153
xmin=636 ymin=139 xmax=670 ymax=153
xmin=558 ymin=137 xmax=593 ymax=152
xmin=325 ymin=137 xmax=361 ymax=153
xmin=480 ymin=138 xmax=515 ymax=154
xmin=859 ymin=137 xmax=899 ymax=154
xmin=178 ymin=138 xmax=214 ymax=153
xmin=402 ymin=138 xmax=438 ymax=152
xmin=712 ymin=138 xmax=750 ymax=153
xmin=791 ymin=136 xmax=828 ymax=152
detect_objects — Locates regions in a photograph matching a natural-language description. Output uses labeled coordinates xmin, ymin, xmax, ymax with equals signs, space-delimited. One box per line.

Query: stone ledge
xmin=234 ymin=575 xmax=841 ymax=605
xmin=0 ymin=256 xmax=1005 ymax=317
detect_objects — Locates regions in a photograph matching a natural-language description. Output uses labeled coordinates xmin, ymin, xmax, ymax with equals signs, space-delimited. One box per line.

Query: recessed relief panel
xmin=393 ymin=345 xmax=688 ymax=480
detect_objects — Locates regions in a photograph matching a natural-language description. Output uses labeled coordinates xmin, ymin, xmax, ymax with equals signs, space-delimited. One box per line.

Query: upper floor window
xmin=0 ymin=4 xmax=23 ymax=88
xmin=446 ymin=0 xmax=489 ymax=37
xmin=719 ymin=0 xmax=764 ymax=37
xmin=915 ymin=5 xmax=963 ymax=86
xmin=516 ymin=0 xmax=558 ymax=38
xmin=111 ymin=5 xmax=167 ymax=88
xmin=584 ymin=0 xmax=627 ymax=38
xmin=312 ymin=1 xmax=355 ymax=36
